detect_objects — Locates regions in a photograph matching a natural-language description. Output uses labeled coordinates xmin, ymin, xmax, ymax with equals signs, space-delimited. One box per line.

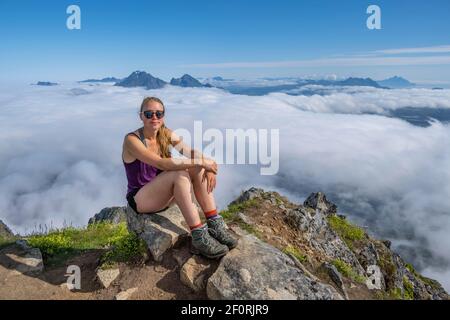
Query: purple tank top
xmin=123 ymin=128 xmax=163 ymax=198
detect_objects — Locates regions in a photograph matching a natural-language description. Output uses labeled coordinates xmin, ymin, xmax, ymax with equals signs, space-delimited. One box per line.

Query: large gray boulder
xmin=230 ymin=187 xmax=265 ymax=206
xmin=125 ymin=204 xmax=189 ymax=262
xmin=0 ymin=240 xmax=44 ymax=275
xmin=206 ymin=233 xmax=343 ymax=300
xmin=284 ymin=206 xmax=365 ymax=276
xmin=88 ymin=207 xmax=127 ymax=225
xmin=303 ymin=192 xmax=337 ymax=216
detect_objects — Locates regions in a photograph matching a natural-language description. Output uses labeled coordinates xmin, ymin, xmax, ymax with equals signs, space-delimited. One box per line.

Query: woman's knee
xmin=172 ymin=170 xmax=192 ymax=186
xmin=188 ymin=166 xmax=203 ymax=175
xmin=188 ymin=166 xmax=204 ymax=180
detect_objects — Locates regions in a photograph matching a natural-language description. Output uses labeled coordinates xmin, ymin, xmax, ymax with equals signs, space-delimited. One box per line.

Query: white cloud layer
xmin=271 ymin=86 xmax=450 ymax=114
xmin=0 ymin=83 xmax=449 ymax=290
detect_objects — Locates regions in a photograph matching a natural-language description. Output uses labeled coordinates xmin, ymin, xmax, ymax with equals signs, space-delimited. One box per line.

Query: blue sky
xmin=1 ymin=0 xmax=450 ymax=83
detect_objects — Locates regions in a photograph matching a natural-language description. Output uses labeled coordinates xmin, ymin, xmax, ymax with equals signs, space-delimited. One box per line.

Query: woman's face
xmin=141 ymin=100 xmax=164 ymax=131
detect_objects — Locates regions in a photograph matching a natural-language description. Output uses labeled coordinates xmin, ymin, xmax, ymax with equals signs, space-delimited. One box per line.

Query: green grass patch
xmin=375 ymin=277 xmax=415 ymax=300
xmin=239 ymin=223 xmax=262 ymax=238
xmin=100 ymin=232 xmax=147 ymax=269
xmin=331 ymin=259 xmax=366 ymax=283
xmin=405 ymin=263 xmax=441 ymax=290
xmin=219 ymin=198 xmax=262 ymax=238
xmin=220 ymin=198 xmax=259 ymax=222
xmin=283 ymin=245 xmax=307 ymax=263
xmin=327 ymin=215 xmax=365 ymax=249
xmin=26 ymin=222 xmax=143 ymax=267
xmin=385 ymin=282 xmax=414 ymax=300
xmin=375 ymin=288 xmax=405 ymax=300
xmin=388 ymin=288 xmax=403 ymax=300
xmin=403 ymin=276 xmax=414 ymax=300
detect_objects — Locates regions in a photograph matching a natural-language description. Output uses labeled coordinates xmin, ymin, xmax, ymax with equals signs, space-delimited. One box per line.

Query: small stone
xmin=96 ymin=268 xmax=120 ymax=288
xmin=229 ymin=225 xmax=248 ymax=237
xmin=271 ymin=235 xmax=283 ymax=242
xmin=153 ymin=265 xmax=166 ymax=273
xmin=115 ymin=287 xmax=138 ymax=300
xmin=237 ymin=212 xmax=254 ymax=225
xmin=266 ymin=287 xmax=297 ymax=300
xmin=238 ymin=268 xmax=251 ymax=283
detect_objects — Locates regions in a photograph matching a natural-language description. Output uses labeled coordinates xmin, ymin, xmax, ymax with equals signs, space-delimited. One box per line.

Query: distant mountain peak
xmin=115 ymin=71 xmax=167 ymax=89
xmin=377 ymin=76 xmax=415 ymax=89
xmin=170 ymin=74 xmax=210 ymax=88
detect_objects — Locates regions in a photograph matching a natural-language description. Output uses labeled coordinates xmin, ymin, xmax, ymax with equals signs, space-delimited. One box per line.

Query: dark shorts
xmin=126 ymin=188 xmax=169 ymax=214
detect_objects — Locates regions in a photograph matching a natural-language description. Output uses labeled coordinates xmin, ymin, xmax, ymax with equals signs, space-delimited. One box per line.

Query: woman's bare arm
xmin=123 ymin=134 xmax=216 ymax=172
xmin=169 ymin=129 xmax=218 ymax=193
xmin=169 ymin=129 xmax=206 ymax=160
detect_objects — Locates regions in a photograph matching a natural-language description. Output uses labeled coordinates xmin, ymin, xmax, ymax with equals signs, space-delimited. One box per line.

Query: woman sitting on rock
xmin=122 ymin=96 xmax=237 ymax=259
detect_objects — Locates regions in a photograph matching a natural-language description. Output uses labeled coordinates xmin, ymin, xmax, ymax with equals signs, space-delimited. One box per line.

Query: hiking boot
xmin=207 ymin=216 xmax=238 ymax=249
xmin=190 ymin=225 xmax=229 ymax=259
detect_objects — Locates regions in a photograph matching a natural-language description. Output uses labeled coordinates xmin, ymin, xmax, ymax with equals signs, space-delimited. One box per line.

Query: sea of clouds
xmin=0 ymin=82 xmax=449 ymax=290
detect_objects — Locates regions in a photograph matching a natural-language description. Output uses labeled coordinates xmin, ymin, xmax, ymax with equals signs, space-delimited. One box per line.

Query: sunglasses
xmin=142 ymin=110 xmax=165 ymax=119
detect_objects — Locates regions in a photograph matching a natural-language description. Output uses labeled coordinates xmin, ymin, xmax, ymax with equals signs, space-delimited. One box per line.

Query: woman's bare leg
xmin=187 ymin=167 xmax=238 ymax=250
xmin=188 ymin=166 xmax=217 ymax=214
xmin=133 ymin=170 xmax=202 ymax=227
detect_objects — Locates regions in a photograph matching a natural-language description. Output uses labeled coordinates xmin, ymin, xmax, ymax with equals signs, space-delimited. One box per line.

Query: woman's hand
xmin=202 ymin=170 xmax=217 ymax=193
xmin=201 ymin=158 xmax=218 ymax=174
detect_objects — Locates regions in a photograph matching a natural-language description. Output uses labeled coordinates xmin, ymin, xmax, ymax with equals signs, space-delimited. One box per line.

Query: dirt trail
xmin=0 ymin=244 xmax=205 ymax=300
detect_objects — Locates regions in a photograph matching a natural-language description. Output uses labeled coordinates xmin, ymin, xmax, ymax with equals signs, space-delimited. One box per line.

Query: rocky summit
xmin=0 ymin=188 xmax=448 ymax=300
xmin=123 ymin=187 xmax=449 ymax=300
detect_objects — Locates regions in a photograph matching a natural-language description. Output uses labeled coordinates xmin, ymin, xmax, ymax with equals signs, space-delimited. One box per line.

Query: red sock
xmin=189 ymin=222 xmax=205 ymax=231
xmin=204 ymin=209 xmax=218 ymax=220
